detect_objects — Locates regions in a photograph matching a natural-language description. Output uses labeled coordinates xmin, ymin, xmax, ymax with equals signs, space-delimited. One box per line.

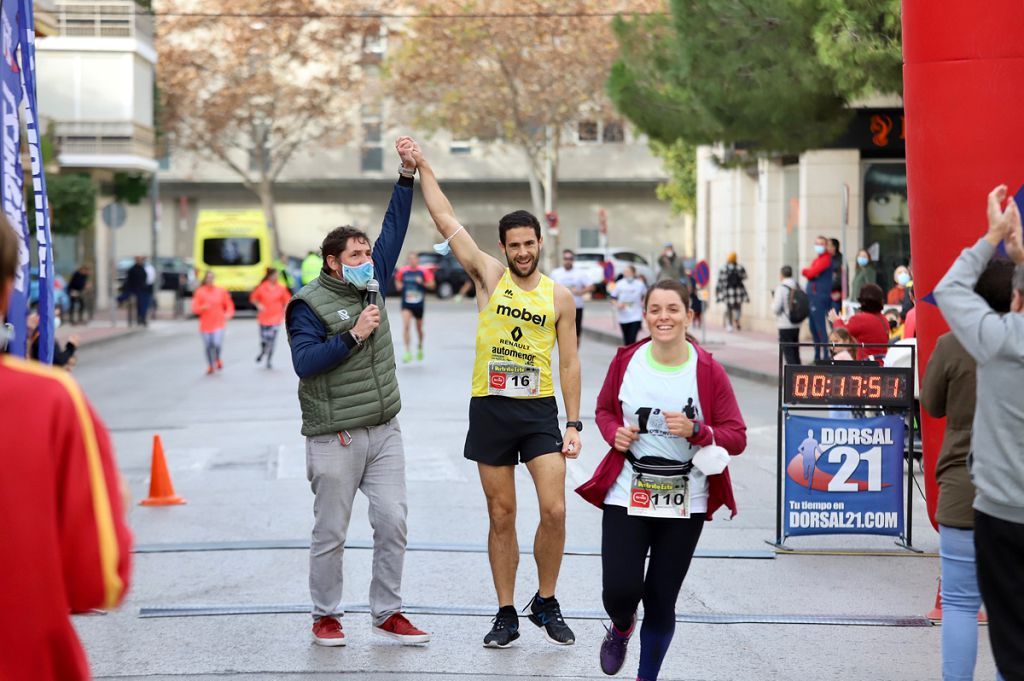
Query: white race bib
xmin=487 ymin=361 xmax=540 ymax=397
xmin=628 ymin=472 xmax=690 ymax=518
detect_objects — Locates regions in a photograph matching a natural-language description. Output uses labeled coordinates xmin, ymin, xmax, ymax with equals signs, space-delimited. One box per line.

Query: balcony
xmin=54 ymin=0 xmax=153 ymax=41
xmin=54 ymin=120 xmax=157 ymax=171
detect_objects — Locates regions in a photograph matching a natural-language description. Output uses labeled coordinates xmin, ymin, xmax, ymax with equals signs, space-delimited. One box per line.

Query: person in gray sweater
xmin=933 ymin=184 xmax=1024 ymax=680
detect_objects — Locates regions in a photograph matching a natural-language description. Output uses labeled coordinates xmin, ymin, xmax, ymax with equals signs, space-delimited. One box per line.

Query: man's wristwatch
xmin=398 ymin=165 xmax=416 ymax=178
xmin=692 ymin=420 xmax=701 ymax=437
xmin=565 ymin=420 xmax=583 ymax=432
xmin=349 ymin=329 xmax=364 ymax=346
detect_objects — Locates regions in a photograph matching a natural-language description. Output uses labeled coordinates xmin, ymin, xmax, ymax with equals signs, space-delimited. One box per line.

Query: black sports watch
xmin=565 ymin=420 xmax=583 ymax=432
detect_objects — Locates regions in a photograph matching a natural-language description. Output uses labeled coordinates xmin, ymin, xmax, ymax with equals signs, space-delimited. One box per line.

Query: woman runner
xmin=191 ymin=271 xmax=235 ymax=375
xmin=249 ymin=267 xmax=292 ymax=369
xmin=576 ymin=279 xmax=747 ymax=681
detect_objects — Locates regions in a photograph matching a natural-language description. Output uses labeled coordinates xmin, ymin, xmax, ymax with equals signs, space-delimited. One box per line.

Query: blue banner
xmin=0 ymin=1 xmax=28 ymax=357
xmin=784 ymin=414 xmax=905 ymax=538
xmin=19 ymin=0 xmax=53 ymax=363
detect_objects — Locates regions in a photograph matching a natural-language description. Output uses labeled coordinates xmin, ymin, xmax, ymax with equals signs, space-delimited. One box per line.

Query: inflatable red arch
xmin=903 ymin=1 xmax=1023 ymax=529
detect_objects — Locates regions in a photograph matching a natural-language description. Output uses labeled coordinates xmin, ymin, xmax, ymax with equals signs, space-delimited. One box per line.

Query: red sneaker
xmin=311 ymin=616 xmax=346 ymax=647
xmin=205 ymin=366 xmax=215 ymax=375
xmin=373 ymin=613 xmax=431 ymax=644
xmin=216 ymin=359 xmax=224 ymax=370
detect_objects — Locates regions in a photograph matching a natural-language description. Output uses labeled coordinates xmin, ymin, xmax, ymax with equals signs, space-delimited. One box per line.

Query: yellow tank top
xmin=472 ymin=270 xmax=557 ymax=398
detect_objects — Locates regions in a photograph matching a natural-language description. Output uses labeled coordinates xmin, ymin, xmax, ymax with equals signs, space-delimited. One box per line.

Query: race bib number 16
xmin=488 ymin=361 xmax=540 ymax=397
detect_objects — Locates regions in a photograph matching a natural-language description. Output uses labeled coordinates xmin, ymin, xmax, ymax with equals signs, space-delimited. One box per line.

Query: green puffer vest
xmin=288 ymin=272 xmax=401 ymax=436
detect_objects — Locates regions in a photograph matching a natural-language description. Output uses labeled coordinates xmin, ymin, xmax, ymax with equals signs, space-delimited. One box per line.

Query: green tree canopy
xmin=610 ymin=0 xmax=902 ymax=156
xmin=46 ymin=174 xmax=96 ymax=236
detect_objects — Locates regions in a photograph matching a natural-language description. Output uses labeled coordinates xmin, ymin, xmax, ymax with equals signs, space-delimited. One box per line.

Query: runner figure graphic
xmin=796 ymin=429 xmax=822 ymax=491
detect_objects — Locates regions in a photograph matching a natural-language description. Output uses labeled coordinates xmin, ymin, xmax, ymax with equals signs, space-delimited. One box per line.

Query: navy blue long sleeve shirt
xmin=286 ymin=176 xmax=413 ymax=379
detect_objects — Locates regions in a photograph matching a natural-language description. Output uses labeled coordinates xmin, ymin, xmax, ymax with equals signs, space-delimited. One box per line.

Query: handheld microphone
xmin=366 ymin=279 xmax=379 ymax=307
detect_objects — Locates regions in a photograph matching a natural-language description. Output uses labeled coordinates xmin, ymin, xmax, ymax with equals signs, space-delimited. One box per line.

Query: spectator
xmin=67 ymin=263 xmax=91 ymax=325
xmin=301 ymin=249 xmax=323 ymax=286
xmin=933 ymin=184 xmax=1024 ymax=679
xmin=773 ymin=265 xmax=802 ymax=365
xmin=923 ymin=257 xmax=1014 ymax=681
xmin=715 ymin=252 xmax=748 ymax=332
xmin=143 ymin=256 xmax=156 ymax=322
xmin=609 ymin=265 xmax=646 ymax=345
xmin=828 ymin=327 xmax=855 ymax=361
xmin=122 ymin=256 xmax=148 ymax=326
xmin=885 ymin=309 xmax=904 ymax=341
xmin=802 ymin=235 xmax=833 ymax=361
xmin=850 ymin=249 xmax=877 ymax=300
xmin=656 ymin=243 xmax=685 ymax=282
xmin=888 ymin=265 xmax=912 ymax=306
xmin=28 ymin=310 xmax=79 ymax=369
xmin=827 ymin=283 xmax=888 ymax=361
xmin=549 ymin=248 xmax=594 ymax=347
xmin=0 ymin=214 xmax=133 ymax=681
xmin=684 ymin=267 xmax=703 ymax=328
xmin=828 ymin=238 xmax=846 ymax=314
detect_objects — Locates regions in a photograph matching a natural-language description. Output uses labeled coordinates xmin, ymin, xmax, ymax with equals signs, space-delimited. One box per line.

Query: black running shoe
xmin=483 ymin=608 xmax=520 ymax=648
xmin=525 ymin=592 xmax=575 ymax=645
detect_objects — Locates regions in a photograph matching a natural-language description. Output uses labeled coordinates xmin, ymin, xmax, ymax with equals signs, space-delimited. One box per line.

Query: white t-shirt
xmin=604 ymin=342 xmax=708 ymax=512
xmin=611 ymin=278 xmax=646 ymax=324
xmin=550 ymin=266 xmax=591 ymax=309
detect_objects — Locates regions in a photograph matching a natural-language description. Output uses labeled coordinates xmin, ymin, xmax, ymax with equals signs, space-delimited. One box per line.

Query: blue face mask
xmin=896 ymin=272 xmax=911 ymax=287
xmin=857 ymin=256 xmax=869 ymax=267
xmin=433 ymin=225 xmax=466 ymax=256
xmin=342 ymin=261 xmax=374 ymax=289
xmin=814 ymin=244 xmax=826 ymax=255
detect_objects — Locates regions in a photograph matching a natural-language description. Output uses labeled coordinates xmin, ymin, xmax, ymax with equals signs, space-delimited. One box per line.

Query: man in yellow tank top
xmin=413 ymin=146 xmax=583 ymax=649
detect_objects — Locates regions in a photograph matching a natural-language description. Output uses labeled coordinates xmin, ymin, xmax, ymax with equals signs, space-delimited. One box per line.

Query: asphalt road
xmin=70 ymin=301 xmax=997 ymax=680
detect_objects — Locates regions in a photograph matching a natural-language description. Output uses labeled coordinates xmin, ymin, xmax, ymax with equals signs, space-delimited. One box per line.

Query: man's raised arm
xmin=413 ymin=153 xmax=499 ymax=283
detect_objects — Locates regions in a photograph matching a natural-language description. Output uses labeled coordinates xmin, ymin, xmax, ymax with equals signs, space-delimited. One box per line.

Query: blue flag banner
xmin=19 ymin=0 xmax=54 ymax=363
xmin=1 ymin=1 xmax=28 ymax=357
xmin=784 ymin=414 xmax=905 ymax=538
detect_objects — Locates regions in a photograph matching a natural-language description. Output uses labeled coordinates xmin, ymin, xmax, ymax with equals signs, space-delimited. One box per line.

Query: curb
xmin=74 ymin=326 xmax=146 ymax=351
xmin=582 ymin=326 xmax=779 ymax=387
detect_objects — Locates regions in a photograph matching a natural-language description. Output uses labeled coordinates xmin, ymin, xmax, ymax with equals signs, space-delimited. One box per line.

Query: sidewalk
xmin=581 ymin=301 xmax=794 ymax=385
xmin=59 ymin=318 xmax=145 ymax=349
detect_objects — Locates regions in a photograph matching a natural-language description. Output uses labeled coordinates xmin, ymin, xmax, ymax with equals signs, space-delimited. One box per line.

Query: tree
xmin=386 ymin=0 xmax=661 ymax=256
xmin=45 ymin=174 xmax=96 ymax=236
xmin=156 ymin=0 xmax=386 ymax=257
xmin=609 ymin=0 xmax=902 ymax=155
xmin=649 ymin=138 xmax=697 ymax=216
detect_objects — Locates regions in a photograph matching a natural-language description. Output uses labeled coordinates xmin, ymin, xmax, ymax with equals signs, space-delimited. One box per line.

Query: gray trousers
xmin=306 ymin=419 xmax=408 ymax=625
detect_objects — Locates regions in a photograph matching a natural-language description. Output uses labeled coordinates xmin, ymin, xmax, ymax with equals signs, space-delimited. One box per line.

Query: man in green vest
xmin=301 ymin=250 xmax=323 ymax=286
xmin=285 ymin=136 xmax=429 ymax=647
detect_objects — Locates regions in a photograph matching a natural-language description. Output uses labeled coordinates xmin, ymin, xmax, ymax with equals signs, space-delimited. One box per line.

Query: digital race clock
xmin=783 ymin=364 xmax=913 ymax=407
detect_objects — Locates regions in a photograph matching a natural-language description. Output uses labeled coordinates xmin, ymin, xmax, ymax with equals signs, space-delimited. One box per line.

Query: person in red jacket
xmin=802 ymin=235 xmax=835 ymax=361
xmin=191 ymin=271 xmax=235 ymax=375
xmin=576 ymin=279 xmax=746 ymax=681
xmin=0 ymin=216 xmax=132 ymax=681
xmin=827 ymin=283 xmax=890 ymax=361
xmin=249 ymin=267 xmax=292 ymax=369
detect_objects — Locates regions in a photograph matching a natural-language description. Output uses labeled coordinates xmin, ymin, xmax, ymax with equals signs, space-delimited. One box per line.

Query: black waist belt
xmin=626 ymin=451 xmax=693 ymax=477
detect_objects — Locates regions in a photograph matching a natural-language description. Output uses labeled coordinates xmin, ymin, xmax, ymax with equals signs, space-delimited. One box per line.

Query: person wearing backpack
xmin=772 ymin=266 xmax=805 ymax=365
xmin=715 ymin=252 xmax=749 ymax=332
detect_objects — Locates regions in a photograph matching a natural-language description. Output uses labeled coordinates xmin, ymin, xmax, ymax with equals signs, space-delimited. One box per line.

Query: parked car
xmin=572 ymin=248 xmax=656 ymax=289
xmin=433 ymin=254 xmax=474 ymax=299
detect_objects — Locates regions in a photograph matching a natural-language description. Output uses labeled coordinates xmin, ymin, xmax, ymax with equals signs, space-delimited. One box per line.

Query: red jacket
xmin=833 ymin=311 xmax=889 ymax=360
xmin=249 ymin=280 xmax=292 ymax=327
xmin=802 ymin=253 xmax=833 ymax=281
xmin=575 ymin=339 xmax=747 ymax=519
xmin=192 ymin=284 xmax=235 ymax=333
xmin=0 ymin=356 xmax=132 ymax=681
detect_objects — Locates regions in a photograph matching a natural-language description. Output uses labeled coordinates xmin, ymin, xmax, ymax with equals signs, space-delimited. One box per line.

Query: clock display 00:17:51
xmin=784 ymin=366 xmax=911 ymax=406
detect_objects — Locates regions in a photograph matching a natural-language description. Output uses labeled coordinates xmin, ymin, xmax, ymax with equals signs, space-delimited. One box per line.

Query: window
xmin=602 ymin=120 xmax=625 ymax=143
xmin=361 ymin=146 xmax=383 ymax=172
xmin=248 ymin=143 xmax=270 ymax=173
xmin=202 ymin=238 xmax=261 ymax=266
xmin=578 ymin=228 xmax=600 ymax=248
xmin=577 ymin=120 xmax=598 ymax=143
xmin=450 ymin=139 xmax=472 ymax=155
xmin=361 ymin=106 xmax=383 ymax=172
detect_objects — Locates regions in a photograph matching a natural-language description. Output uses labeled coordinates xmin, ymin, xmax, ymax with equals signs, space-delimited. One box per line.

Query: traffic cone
xmin=927 ymin=579 xmax=989 ymax=624
xmin=927 ymin=580 xmax=942 ymax=622
xmin=139 ymin=435 xmax=186 ymax=506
